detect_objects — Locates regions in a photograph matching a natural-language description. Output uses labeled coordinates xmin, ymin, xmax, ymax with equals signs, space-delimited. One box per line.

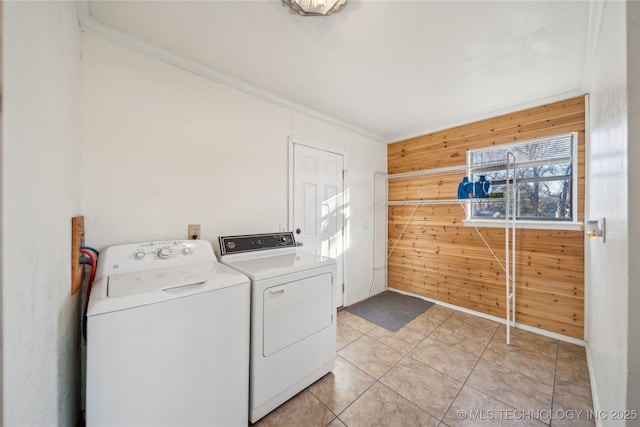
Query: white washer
xmin=86 ymin=240 xmax=250 ymax=426
xmin=218 ymin=232 xmax=336 ymax=423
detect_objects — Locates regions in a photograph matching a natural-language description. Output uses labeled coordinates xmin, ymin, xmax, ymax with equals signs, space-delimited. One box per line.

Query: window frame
xmin=462 ymin=132 xmax=582 ymax=231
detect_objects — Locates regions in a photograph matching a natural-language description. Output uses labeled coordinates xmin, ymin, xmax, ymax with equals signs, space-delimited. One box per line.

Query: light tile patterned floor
xmin=253 ymin=305 xmax=595 ymax=427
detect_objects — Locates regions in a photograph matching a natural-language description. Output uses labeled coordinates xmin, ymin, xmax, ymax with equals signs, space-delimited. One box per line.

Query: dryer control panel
xmin=219 ymin=232 xmax=296 ymax=256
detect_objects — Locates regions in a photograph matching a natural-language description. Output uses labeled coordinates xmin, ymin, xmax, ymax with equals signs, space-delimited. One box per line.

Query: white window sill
xmin=463 ymin=219 xmax=583 ymax=231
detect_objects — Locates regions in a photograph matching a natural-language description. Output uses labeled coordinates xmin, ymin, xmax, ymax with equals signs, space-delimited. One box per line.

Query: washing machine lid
xmin=220 ymin=250 xmax=335 ymax=281
xmin=88 ymin=262 xmax=249 ymax=315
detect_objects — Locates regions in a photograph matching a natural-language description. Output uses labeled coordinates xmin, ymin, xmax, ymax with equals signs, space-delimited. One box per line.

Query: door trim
xmin=288 ymin=137 xmax=347 ymax=306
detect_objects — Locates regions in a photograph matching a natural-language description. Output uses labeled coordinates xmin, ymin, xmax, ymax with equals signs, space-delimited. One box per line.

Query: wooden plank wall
xmin=387 ymin=96 xmax=585 ymax=338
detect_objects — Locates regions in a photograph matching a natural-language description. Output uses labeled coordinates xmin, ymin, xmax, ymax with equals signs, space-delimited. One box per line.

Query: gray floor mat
xmin=344 ymin=291 xmax=434 ymax=332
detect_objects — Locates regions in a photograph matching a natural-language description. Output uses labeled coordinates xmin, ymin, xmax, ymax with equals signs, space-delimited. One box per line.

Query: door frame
xmin=288 ymin=137 xmax=347 ymax=307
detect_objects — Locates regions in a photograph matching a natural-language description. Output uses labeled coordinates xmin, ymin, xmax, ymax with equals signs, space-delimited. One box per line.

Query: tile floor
xmin=254 ymin=304 xmax=595 ymax=427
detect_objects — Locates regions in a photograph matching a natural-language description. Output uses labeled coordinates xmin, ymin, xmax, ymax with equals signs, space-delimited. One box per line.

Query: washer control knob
xmin=182 ymin=247 xmax=192 ymax=255
xmin=280 ymin=236 xmax=287 ymax=243
xmin=135 ymin=251 xmax=146 ymax=260
xmin=157 ymin=247 xmax=172 ymax=259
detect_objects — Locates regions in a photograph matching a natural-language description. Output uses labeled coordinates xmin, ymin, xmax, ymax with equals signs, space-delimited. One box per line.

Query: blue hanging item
xmin=474 ymin=175 xmax=491 ymax=198
xmin=457 ymin=177 xmax=472 ymax=199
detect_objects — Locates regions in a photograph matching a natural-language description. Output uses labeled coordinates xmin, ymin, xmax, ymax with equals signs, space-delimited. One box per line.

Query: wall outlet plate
xmin=188 ymin=224 xmax=201 ymax=240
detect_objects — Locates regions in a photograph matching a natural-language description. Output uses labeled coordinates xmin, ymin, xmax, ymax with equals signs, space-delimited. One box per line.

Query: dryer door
xmin=263 ymin=272 xmax=333 ymax=357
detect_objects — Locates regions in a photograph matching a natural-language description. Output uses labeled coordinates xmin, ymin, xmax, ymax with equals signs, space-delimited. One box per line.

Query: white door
xmin=292 ymin=143 xmax=344 ymax=308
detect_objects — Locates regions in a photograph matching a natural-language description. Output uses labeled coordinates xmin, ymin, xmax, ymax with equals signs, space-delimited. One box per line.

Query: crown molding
xmin=75 ymin=0 xmax=386 ymax=143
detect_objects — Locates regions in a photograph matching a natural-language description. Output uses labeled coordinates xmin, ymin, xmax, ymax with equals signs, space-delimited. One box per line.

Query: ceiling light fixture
xmin=281 ymin=0 xmax=347 ymax=16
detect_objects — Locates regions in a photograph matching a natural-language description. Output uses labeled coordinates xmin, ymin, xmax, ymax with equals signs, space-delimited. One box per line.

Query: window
xmin=465 ymin=133 xmax=578 ymax=228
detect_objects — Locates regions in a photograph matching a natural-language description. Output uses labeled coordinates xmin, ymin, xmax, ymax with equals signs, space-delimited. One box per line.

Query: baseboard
xmin=584 ymin=344 xmax=603 ymax=427
xmin=388 ymin=287 xmax=586 ymax=346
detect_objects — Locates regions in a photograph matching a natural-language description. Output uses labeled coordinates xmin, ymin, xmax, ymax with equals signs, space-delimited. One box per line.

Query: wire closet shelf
xmin=385 ymin=153 xmax=517 ymax=345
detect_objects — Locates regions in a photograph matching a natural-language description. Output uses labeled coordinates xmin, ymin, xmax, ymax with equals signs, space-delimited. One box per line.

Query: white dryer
xmin=86 ymin=240 xmax=250 ymax=426
xmin=218 ymin=232 xmax=336 ymax=423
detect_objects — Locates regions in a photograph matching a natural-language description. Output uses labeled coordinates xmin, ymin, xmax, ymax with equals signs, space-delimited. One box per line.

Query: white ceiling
xmin=82 ymin=0 xmax=594 ymax=143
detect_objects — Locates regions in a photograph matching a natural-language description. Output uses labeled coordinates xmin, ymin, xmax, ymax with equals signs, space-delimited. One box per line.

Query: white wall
xmin=625 ymin=0 xmax=640 ymax=415
xmin=586 ymin=0 xmax=630 ymax=418
xmin=1 ymin=2 xmax=4 ymax=419
xmin=2 ymin=2 xmax=82 ymax=425
xmin=80 ymin=34 xmax=386 ymax=305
